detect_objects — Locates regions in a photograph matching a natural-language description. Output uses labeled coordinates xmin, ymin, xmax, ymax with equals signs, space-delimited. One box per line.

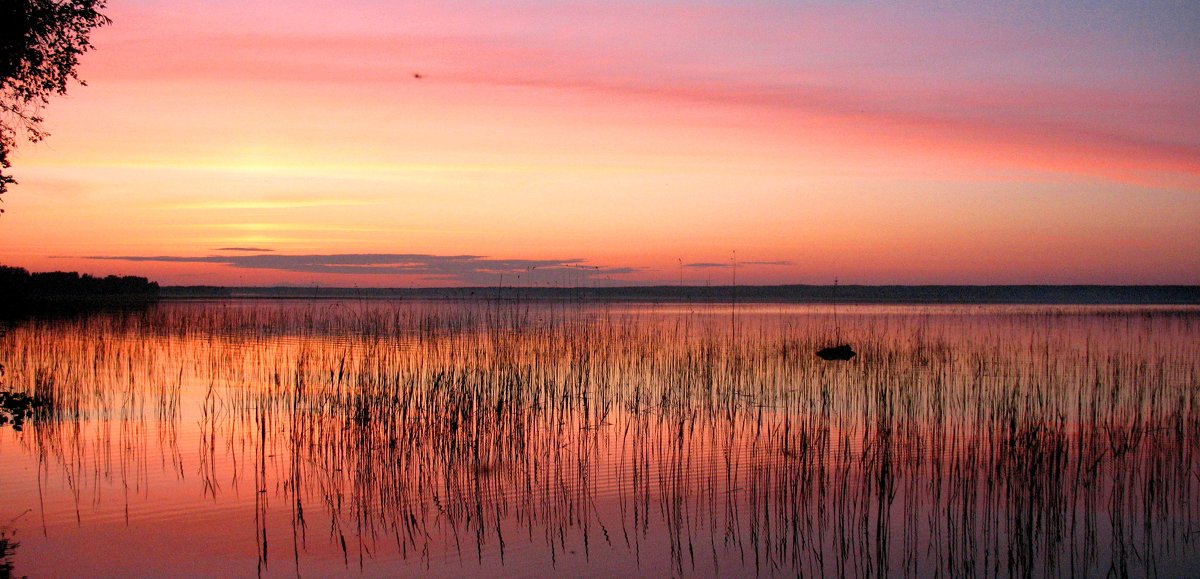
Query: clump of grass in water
xmin=0 ymin=526 xmax=19 ymax=579
xmin=0 ymin=388 xmax=53 ymax=431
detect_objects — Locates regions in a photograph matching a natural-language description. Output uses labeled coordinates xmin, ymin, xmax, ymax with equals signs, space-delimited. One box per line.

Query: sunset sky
xmin=1 ymin=0 xmax=1197 ymax=286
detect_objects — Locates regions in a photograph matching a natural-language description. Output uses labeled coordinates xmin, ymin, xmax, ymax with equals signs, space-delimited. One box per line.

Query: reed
xmin=0 ymin=301 xmax=1197 ymax=576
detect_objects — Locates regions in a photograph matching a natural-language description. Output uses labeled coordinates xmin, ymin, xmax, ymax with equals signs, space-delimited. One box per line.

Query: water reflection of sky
xmin=1 ymin=301 xmax=1198 ymax=576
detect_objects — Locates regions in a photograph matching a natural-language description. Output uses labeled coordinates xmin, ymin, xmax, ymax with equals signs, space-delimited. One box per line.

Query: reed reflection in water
xmin=0 ymin=301 xmax=1198 ymax=576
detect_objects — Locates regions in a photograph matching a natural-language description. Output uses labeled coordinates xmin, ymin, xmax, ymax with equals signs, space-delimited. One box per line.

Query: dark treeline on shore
xmin=2 ymin=265 xmax=1193 ymax=306
xmin=1 ymin=266 xmax=159 ymax=315
xmin=161 ymin=284 xmax=1200 ymax=304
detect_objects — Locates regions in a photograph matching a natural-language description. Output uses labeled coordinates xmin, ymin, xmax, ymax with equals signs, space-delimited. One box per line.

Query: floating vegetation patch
xmin=0 ymin=389 xmax=52 ymax=431
xmin=0 ymin=528 xmax=16 ymax=579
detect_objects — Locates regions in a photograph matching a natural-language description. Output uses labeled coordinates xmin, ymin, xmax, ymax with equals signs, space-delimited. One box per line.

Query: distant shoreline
xmin=158 ymin=285 xmax=1200 ymax=305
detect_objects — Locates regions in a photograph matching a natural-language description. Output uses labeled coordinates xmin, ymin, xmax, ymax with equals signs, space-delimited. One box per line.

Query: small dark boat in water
xmin=816 ymin=344 xmax=856 ymax=361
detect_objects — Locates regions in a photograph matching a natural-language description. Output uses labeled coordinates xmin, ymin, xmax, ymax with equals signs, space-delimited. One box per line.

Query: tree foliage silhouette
xmin=1 ymin=0 xmax=109 ymax=210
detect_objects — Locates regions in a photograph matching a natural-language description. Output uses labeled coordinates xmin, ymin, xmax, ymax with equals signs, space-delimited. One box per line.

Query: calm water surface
xmin=1 ymin=300 xmax=1198 ymax=577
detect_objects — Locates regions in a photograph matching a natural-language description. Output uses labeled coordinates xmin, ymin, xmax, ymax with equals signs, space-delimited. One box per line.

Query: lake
xmin=2 ymin=300 xmax=1198 ymax=577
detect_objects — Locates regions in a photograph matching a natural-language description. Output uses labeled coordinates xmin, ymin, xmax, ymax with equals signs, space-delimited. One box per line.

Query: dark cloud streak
xmin=85 ymin=253 xmax=640 ymax=285
xmin=684 ymin=260 xmax=793 ymax=269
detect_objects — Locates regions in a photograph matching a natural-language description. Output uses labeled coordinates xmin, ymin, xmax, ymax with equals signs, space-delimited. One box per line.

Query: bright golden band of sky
xmin=1 ymin=0 xmax=1197 ymax=286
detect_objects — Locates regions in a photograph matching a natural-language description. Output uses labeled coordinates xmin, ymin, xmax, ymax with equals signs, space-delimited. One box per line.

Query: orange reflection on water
xmin=1 ymin=301 xmax=1199 ymax=576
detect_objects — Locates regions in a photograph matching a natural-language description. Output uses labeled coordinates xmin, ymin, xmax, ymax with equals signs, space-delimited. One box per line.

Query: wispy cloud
xmin=215 ymin=247 xmax=274 ymax=252
xmin=84 ymin=253 xmax=640 ymax=285
xmin=200 ymin=223 xmax=395 ymax=233
xmin=94 ymin=3 xmax=1200 ymax=186
xmin=685 ymin=260 xmax=793 ymax=268
xmin=166 ymin=199 xmax=379 ymax=211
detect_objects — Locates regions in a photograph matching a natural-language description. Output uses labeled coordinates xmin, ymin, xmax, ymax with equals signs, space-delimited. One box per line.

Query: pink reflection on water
xmin=1 ymin=301 xmax=1198 ymax=576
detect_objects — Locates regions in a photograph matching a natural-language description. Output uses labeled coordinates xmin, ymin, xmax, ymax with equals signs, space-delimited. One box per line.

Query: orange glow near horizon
xmin=1 ymin=1 xmax=1197 ymax=286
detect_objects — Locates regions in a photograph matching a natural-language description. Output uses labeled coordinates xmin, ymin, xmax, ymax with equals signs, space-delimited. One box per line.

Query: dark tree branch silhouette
xmin=1 ymin=0 xmax=109 ymax=211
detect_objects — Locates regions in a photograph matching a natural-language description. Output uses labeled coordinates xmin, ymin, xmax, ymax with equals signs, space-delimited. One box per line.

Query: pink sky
xmin=1 ymin=0 xmax=1197 ymax=285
